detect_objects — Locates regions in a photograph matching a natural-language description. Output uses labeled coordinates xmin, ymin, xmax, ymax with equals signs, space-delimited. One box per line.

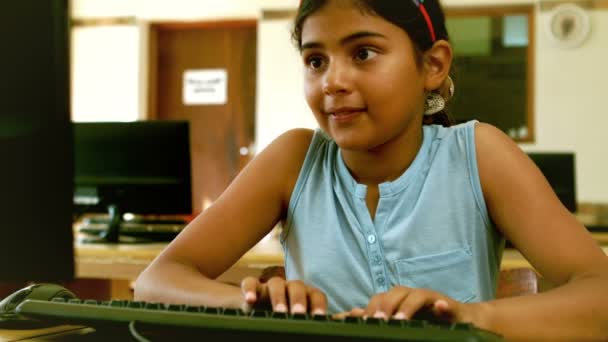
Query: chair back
xmin=496 ymin=267 xmax=538 ymax=298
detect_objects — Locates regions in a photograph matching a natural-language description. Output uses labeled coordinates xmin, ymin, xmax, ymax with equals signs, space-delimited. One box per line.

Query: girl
xmin=135 ymin=0 xmax=608 ymax=340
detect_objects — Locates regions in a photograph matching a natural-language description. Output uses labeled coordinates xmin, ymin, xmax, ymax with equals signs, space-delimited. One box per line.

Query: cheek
xmin=304 ymin=79 xmax=321 ymax=110
xmin=367 ymin=67 xmax=424 ymax=108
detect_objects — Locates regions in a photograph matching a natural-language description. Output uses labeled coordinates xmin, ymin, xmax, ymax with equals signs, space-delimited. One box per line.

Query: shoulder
xmin=473 ymin=121 xmax=511 ymax=145
xmin=257 ymin=128 xmax=316 ymax=201
xmin=262 ymin=128 xmax=315 ymax=164
xmin=471 ymin=122 xmax=526 ymax=188
xmin=255 ymin=128 xmax=315 ymax=174
xmin=473 ymin=122 xmax=528 ymax=181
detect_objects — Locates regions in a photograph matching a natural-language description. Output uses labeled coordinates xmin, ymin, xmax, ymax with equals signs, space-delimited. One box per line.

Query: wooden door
xmin=149 ymin=21 xmax=257 ymax=213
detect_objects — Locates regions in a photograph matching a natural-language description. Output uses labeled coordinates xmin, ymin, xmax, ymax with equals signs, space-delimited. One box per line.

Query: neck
xmin=341 ymin=124 xmax=424 ymax=186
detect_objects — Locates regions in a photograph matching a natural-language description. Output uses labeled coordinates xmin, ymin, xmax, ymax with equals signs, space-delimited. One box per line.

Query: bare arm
xmin=133 ymin=129 xmax=314 ymax=309
xmin=474 ymin=122 xmax=608 ymax=341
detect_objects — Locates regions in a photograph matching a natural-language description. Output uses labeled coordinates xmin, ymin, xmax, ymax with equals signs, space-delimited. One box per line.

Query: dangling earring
xmin=446 ymin=75 xmax=455 ymax=99
xmin=424 ymin=92 xmax=445 ymax=115
xmin=424 ymin=76 xmax=455 ymax=115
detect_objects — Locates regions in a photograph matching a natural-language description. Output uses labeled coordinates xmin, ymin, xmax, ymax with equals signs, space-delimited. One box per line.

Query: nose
xmin=322 ymin=60 xmax=352 ymax=96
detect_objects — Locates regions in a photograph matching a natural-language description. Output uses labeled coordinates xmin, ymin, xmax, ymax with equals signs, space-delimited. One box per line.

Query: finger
xmin=240 ymin=276 xmax=260 ymax=304
xmin=286 ymin=280 xmax=308 ymax=314
xmin=332 ymin=307 xmax=365 ymax=320
xmin=266 ymin=277 xmax=288 ymax=312
xmin=394 ymin=289 xmax=437 ymax=320
xmin=364 ymin=293 xmax=386 ymax=319
xmin=307 ymin=287 xmax=328 ymax=316
xmin=349 ymin=307 xmax=366 ymax=317
xmin=432 ymin=299 xmax=456 ymax=321
xmin=332 ymin=311 xmax=349 ymax=320
xmin=375 ymin=286 xmax=409 ymax=320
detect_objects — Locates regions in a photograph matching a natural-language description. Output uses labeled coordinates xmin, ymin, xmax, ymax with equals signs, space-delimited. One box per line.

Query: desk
xmin=76 ymin=233 xmax=283 ymax=284
xmin=74 ymin=227 xmax=608 ymax=299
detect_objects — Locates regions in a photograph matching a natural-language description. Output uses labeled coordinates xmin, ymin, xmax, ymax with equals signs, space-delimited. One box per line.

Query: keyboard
xmin=16 ymin=298 xmax=504 ymax=341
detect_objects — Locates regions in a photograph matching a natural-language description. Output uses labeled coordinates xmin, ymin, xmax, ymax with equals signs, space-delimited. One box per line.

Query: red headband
xmin=412 ymin=0 xmax=437 ymax=42
xmin=297 ymin=0 xmax=437 ymax=43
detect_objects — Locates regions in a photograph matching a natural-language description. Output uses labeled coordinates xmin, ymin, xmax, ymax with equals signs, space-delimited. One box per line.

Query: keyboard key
xmin=291 ymin=313 xmax=308 ymax=320
xmin=185 ymin=305 xmax=200 ymax=313
xmin=203 ymin=307 xmax=221 ymax=315
xmin=128 ymin=301 xmax=144 ymax=309
xmin=312 ymin=314 xmax=329 ymax=321
xmin=364 ymin=317 xmax=383 ymax=325
xmin=251 ymin=310 xmax=267 ymax=318
xmin=109 ymin=300 xmax=126 ymax=307
xmin=271 ymin=311 xmax=289 ymax=319
xmin=167 ymin=304 xmax=184 ymax=311
xmin=344 ymin=316 xmax=361 ymax=324
xmin=222 ymin=308 xmax=240 ymax=316
xmin=453 ymin=323 xmax=474 ymax=331
xmin=144 ymin=302 xmax=161 ymax=310
xmin=405 ymin=320 xmax=427 ymax=328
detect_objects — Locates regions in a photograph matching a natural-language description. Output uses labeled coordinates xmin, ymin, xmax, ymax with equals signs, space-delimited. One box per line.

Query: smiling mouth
xmin=327 ymin=109 xmax=365 ymax=123
xmin=327 ymin=108 xmax=367 ymax=119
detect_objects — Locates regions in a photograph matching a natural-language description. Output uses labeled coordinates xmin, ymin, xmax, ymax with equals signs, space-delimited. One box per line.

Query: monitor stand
xmin=79 ymin=204 xmax=121 ymax=244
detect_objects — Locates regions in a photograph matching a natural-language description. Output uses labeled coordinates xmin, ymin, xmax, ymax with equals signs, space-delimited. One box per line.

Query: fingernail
xmin=435 ymin=300 xmax=449 ymax=310
xmin=312 ymin=308 xmax=326 ymax=316
xmin=275 ymin=303 xmax=287 ymax=312
xmin=245 ymin=291 xmax=256 ymax=302
xmin=373 ymin=311 xmax=387 ymax=320
xmin=393 ymin=312 xmax=406 ymax=320
xmin=292 ymin=303 xmax=305 ymax=314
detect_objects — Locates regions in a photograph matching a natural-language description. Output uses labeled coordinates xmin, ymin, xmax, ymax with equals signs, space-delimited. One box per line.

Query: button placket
xmin=355 ymin=194 xmax=389 ymax=293
xmin=366 ymin=231 xmax=387 ymax=292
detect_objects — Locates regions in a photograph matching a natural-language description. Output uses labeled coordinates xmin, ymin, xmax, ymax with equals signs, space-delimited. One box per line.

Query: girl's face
xmin=301 ymin=0 xmax=428 ymax=151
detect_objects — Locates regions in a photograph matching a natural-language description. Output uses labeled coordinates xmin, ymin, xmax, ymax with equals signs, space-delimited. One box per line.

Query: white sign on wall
xmin=183 ymin=69 xmax=227 ymax=105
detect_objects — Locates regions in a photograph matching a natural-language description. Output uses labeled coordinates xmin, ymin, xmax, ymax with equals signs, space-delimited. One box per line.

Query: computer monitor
xmin=0 ymin=0 xmax=74 ymax=281
xmin=527 ymin=152 xmax=577 ymax=213
xmin=73 ymin=121 xmax=192 ymax=243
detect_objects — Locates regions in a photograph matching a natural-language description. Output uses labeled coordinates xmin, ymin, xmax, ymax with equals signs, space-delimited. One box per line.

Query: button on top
xmin=367 ymin=234 xmax=376 ymax=244
xmin=373 ymin=255 xmax=382 ymax=265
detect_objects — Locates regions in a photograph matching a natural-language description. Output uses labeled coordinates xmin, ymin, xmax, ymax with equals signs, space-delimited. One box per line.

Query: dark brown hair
xmin=292 ymin=0 xmax=453 ymax=127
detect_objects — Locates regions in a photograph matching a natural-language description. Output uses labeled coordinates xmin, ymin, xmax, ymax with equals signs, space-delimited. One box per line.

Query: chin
xmin=329 ymin=131 xmax=375 ymax=151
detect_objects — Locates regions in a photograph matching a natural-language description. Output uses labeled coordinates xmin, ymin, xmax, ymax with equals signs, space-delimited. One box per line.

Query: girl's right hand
xmin=240 ymin=276 xmax=328 ymax=316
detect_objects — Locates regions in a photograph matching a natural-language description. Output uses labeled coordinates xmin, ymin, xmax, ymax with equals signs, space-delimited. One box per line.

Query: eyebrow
xmin=301 ymin=31 xmax=387 ymax=50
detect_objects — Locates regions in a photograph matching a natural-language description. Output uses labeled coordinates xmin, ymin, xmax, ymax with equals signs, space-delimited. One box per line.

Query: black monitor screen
xmin=527 ymin=152 xmax=577 ymax=213
xmin=74 ymin=121 xmax=192 ymax=220
xmin=0 ymin=0 xmax=74 ymax=281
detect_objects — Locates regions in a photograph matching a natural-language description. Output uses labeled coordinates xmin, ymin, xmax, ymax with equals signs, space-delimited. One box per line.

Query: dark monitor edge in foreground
xmin=0 ymin=0 xmax=74 ymax=282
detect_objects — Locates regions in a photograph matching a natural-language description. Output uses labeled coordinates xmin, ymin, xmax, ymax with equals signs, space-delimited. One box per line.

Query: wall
xmin=71 ymin=0 xmax=608 ymax=203
xmin=70 ymin=0 xmax=298 ymax=122
xmin=526 ymin=7 xmax=608 ymax=204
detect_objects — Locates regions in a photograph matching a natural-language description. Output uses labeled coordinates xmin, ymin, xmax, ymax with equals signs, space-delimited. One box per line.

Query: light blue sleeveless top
xmin=280 ymin=121 xmax=504 ymax=314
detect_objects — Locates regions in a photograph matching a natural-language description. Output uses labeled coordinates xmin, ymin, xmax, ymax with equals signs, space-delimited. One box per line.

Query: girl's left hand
xmin=334 ymin=286 xmax=476 ymax=323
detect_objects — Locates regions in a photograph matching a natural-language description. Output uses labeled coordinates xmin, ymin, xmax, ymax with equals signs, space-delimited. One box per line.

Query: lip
xmin=326 ymin=107 xmax=366 ymax=123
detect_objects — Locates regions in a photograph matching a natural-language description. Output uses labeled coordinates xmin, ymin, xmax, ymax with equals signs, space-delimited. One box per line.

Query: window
xmin=445 ymin=6 xmax=535 ymax=142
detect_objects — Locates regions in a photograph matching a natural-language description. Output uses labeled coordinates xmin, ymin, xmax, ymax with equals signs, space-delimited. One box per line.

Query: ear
xmin=423 ymin=40 xmax=453 ymax=91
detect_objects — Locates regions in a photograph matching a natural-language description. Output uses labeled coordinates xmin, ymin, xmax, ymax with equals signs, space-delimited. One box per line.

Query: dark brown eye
xmin=354 ymin=47 xmax=378 ymax=62
xmin=309 ymin=57 xmax=323 ymax=69
xmin=305 ymin=55 xmax=325 ymax=70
